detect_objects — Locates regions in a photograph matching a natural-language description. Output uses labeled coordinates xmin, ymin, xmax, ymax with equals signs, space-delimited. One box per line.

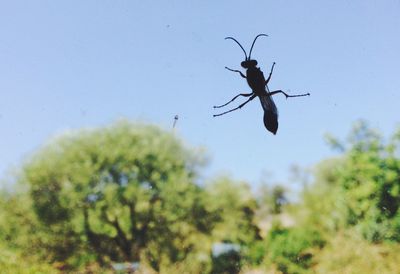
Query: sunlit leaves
xmin=17 ymin=121 xmax=213 ymax=269
xmin=307 ymin=120 xmax=400 ymax=243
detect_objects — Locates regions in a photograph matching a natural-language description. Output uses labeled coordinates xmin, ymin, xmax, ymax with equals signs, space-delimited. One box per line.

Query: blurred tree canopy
xmin=20 ymin=121 xmax=221 ymax=270
xmin=206 ymin=177 xmax=261 ymax=245
xmin=257 ymin=184 xmax=288 ymax=215
xmin=0 ymin=121 xmax=261 ymax=273
xmin=1 ymin=120 xmax=400 ymax=273
xmin=261 ymin=120 xmax=400 ymax=273
xmin=303 ymin=120 xmax=400 ymax=242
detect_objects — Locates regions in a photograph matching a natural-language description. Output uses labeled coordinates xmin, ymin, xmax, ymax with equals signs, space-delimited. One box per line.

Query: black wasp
xmin=213 ymin=34 xmax=310 ymax=135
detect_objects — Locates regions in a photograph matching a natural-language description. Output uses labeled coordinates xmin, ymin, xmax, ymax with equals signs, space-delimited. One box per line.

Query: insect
xmin=172 ymin=114 xmax=179 ymax=129
xmin=213 ymin=34 xmax=310 ymax=135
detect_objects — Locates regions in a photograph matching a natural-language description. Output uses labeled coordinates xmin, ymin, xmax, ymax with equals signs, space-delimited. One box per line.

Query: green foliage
xmin=243 ymin=240 xmax=267 ymax=266
xmin=0 ymin=245 xmax=59 ymax=274
xmin=205 ymin=177 xmax=261 ymax=246
xmin=0 ymin=191 xmax=60 ymax=273
xmin=314 ymin=231 xmax=400 ymax=274
xmin=265 ymin=224 xmax=325 ymax=274
xmin=2 ymin=119 xmax=400 ymax=273
xmin=258 ymin=184 xmax=288 ymax=215
xmin=15 ymin=121 xmax=216 ymax=271
xmin=211 ymin=249 xmax=241 ymax=274
xmin=299 ymin=158 xmax=348 ymax=232
xmin=327 ymin=121 xmax=400 ymax=242
xmin=203 ymin=177 xmax=262 ymax=273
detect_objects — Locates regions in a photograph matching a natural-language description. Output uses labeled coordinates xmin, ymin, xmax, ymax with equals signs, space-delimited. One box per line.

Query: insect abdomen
xmin=259 ymin=95 xmax=278 ymax=134
xmin=263 ymin=110 xmax=278 ymax=135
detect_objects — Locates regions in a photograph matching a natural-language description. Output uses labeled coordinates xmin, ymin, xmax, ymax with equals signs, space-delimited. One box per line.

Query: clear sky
xmin=1 ymin=1 xmax=399 ymax=187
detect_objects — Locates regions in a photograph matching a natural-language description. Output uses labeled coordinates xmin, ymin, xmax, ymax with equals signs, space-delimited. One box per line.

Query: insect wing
xmin=259 ymin=94 xmax=278 ymax=116
xmin=259 ymin=92 xmax=278 ymax=134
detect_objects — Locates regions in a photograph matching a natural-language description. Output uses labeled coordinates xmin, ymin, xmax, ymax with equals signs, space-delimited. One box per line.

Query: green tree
xmin=333 ymin=121 xmax=400 ymax=242
xmin=205 ymin=177 xmax=262 ymax=271
xmin=0 ymin=190 xmax=60 ymax=273
xmin=265 ymin=224 xmax=325 ymax=274
xmin=299 ymin=158 xmax=348 ymax=232
xmin=19 ymin=121 xmax=217 ymax=270
xmin=304 ymin=120 xmax=400 ymax=242
xmin=206 ymin=177 xmax=261 ymax=245
xmin=258 ymin=184 xmax=288 ymax=215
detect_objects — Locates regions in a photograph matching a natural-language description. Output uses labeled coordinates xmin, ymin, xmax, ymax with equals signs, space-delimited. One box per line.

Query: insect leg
xmin=225 ymin=67 xmax=246 ymax=78
xmin=265 ymin=62 xmax=276 ymax=84
xmin=269 ymin=90 xmax=310 ymax=99
xmin=213 ymin=94 xmax=257 ymax=117
xmin=213 ymin=92 xmax=254 ymax=108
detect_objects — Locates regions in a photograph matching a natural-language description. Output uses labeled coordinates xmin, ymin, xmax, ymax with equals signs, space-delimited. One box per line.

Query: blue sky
xmin=1 ymin=1 xmax=399 ymax=188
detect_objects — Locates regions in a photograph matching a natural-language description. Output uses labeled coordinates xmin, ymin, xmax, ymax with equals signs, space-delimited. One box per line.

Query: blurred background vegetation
xmin=1 ymin=120 xmax=400 ymax=273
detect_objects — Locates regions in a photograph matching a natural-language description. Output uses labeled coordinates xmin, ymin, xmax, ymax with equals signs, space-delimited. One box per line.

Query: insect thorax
xmin=246 ymin=67 xmax=266 ymax=91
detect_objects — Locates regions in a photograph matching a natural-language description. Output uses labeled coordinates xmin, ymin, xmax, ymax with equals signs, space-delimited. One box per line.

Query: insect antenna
xmin=225 ymin=37 xmax=248 ymax=60
xmin=249 ymin=34 xmax=268 ymax=59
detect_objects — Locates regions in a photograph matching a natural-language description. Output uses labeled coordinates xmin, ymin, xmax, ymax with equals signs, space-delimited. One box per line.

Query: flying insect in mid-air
xmin=213 ymin=34 xmax=310 ymax=135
